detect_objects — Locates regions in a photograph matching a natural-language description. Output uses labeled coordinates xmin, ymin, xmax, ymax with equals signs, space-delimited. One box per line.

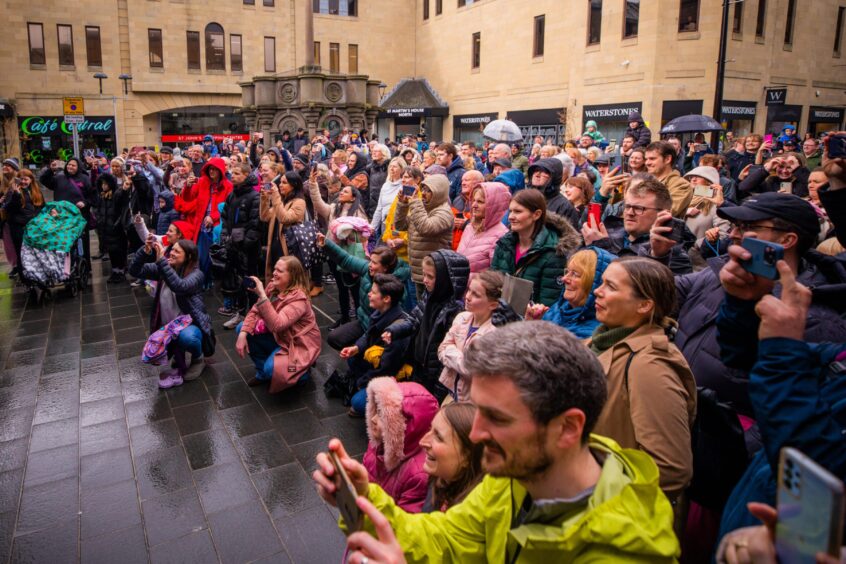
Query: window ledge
xmin=621 ymin=36 xmax=638 ymax=46
xmin=187 ymin=68 xmax=202 ymax=74
xmin=677 ymin=30 xmax=701 ymax=40
xmin=755 ymin=35 xmax=766 ymax=44
xmin=30 ymin=64 xmax=47 ymax=70
xmin=59 ymin=64 xmax=76 ymax=71
xmin=87 ymin=65 xmax=103 ymax=72
xmin=731 ymin=32 xmax=743 ymax=41
xmin=471 ymin=67 xmax=480 ymax=74
xmin=783 ymin=43 xmax=793 ymax=52
xmin=834 ymin=51 xmax=842 ymax=58
xmin=585 ymin=43 xmax=601 ymax=52
xmin=150 ymin=66 xmax=165 ymax=73
xmin=231 ymin=70 xmax=243 ymax=75
xmin=206 ymin=69 xmax=227 ymax=74
xmin=532 ymin=55 xmax=544 ymax=63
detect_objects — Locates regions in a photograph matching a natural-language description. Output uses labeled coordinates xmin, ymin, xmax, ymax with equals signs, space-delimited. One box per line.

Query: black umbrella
xmin=660 ymin=114 xmax=725 ymax=135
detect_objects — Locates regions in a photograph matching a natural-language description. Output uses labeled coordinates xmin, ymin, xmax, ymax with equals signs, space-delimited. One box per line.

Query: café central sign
xmin=19 ymin=116 xmax=115 ymax=136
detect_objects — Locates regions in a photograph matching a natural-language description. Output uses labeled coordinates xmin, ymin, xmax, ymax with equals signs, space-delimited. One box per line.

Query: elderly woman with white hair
xmin=371 ymin=157 xmax=408 ymax=238
xmin=367 ymin=143 xmax=391 ymax=216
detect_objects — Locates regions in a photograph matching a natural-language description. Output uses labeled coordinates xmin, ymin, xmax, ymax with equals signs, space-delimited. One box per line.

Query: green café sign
xmin=19 ymin=115 xmax=115 ymax=136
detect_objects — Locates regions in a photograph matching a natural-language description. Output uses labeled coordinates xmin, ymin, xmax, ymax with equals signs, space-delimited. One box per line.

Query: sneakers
xmin=322 ymin=274 xmax=336 ymax=285
xmin=309 ymin=286 xmax=324 ymax=298
xmin=223 ymin=313 xmax=244 ymax=330
xmin=247 ymin=375 xmax=264 ymax=387
xmin=101 ymin=254 xmax=110 ymax=261
xmin=158 ymin=370 xmax=184 ymax=389
xmin=218 ymin=305 xmax=236 ymax=316
xmin=183 ymin=356 xmax=205 ymax=381
xmin=129 ymin=279 xmax=143 ymax=288
xmin=107 ymin=271 xmax=126 ymax=284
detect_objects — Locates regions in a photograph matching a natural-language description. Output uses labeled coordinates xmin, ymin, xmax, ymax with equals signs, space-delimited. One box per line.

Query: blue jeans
xmin=176 ymin=325 xmax=203 ymax=358
xmin=197 ymin=228 xmax=213 ymax=287
xmin=236 ymin=322 xmax=280 ymax=381
xmin=350 ymin=388 xmax=367 ymax=415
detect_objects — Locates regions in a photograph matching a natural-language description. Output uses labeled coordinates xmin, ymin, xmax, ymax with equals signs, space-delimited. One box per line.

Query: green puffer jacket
xmin=323 ymin=238 xmax=411 ymax=329
xmin=349 ymin=434 xmax=680 ymax=563
xmin=490 ymin=212 xmax=582 ymax=306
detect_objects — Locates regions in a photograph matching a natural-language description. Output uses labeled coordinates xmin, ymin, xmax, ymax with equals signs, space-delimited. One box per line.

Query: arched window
xmin=205 ymin=23 xmax=225 ymax=70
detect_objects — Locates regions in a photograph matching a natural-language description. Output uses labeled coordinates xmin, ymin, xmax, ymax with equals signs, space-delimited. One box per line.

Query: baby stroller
xmin=20 ymin=201 xmax=90 ymax=303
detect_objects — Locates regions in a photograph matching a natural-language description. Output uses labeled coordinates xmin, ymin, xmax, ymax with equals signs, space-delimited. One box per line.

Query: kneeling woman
xmin=589 ymin=256 xmax=697 ymax=505
xmin=236 ymin=256 xmax=321 ymax=392
xmin=130 ymin=238 xmax=213 ymax=389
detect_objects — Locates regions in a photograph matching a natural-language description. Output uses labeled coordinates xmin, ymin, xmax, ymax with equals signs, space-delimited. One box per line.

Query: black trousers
xmin=326 ymin=259 xmax=360 ymax=321
xmin=327 ymin=320 xmax=364 ymax=351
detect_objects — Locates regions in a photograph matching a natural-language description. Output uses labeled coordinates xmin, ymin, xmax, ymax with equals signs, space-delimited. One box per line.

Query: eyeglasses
xmin=623 ymin=204 xmax=662 ymax=216
xmin=556 ymin=269 xmax=583 ymax=285
xmin=729 ymin=222 xmax=789 ymax=235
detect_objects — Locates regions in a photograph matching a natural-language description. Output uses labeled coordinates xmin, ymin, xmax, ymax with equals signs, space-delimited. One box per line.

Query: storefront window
xmin=159 ymin=106 xmax=247 ymax=146
xmin=582 ymin=102 xmax=642 ymax=146
xmin=18 ymin=116 xmax=116 ymax=167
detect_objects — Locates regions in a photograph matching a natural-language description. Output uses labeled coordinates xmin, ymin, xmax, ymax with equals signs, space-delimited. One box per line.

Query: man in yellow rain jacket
xmin=314 ymin=321 xmax=680 ymax=563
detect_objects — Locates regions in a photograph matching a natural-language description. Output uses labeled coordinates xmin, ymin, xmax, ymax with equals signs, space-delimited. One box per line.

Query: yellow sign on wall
xmin=63 ymin=97 xmax=84 ymax=115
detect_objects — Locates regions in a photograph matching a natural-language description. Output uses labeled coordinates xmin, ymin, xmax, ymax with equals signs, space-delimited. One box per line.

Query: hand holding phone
xmin=740 ymin=237 xmax=784 ymax=280
xmin=588 ymin=203 xmax=602 ymax=227
xmin=402 ymin=184 xmax=417 ymax=198
xmin=329 ymin=451 xmax=363 ymax=532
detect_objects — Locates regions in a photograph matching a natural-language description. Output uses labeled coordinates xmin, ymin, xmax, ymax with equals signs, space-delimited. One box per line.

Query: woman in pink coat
xmin=236 ymin=255 xmax=322 ymax=393
xmin=363 ymin=377 xmax=439 ymax=513
xmin=456 ymin=182 xmax=511 ymax=273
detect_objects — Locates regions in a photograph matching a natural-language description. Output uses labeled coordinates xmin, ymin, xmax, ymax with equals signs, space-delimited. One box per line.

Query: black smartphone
xmin=310 ymin=162 xmax=318 ymax=173
xmin=740 ymin=237 xmax=784 ymax=280
xmin=125 ymin=162 xmax=132 ymax=173
xmin=828 ymin=133 xmax=846 ymax=159
xmin=663 ymin=217 xmax=687 ymax=244
xmin=402 ymin=184 xmax=416 ymax=197
xmin=241 ymin=277 xmax=256 ymax=290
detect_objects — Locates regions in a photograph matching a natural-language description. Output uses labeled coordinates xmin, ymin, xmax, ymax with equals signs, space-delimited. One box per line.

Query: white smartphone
xmin=693 ymin=185 xmax=714 ymax=198
xmin=776 ymin=447 xmax=845 ymax=562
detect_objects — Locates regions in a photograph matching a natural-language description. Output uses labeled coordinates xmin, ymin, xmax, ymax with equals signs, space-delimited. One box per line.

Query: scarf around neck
xmin=589 ymin=324 xmax=637 ymax=355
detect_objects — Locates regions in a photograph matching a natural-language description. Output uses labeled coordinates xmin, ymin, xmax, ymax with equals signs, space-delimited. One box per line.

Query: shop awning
xmin=378 ymin=79 xmax=449 ymax=118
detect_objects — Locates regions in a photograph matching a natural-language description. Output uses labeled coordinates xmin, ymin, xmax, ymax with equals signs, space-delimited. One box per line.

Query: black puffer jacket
xmin=738 ymin=165 xmax=810 ymax=198
xmin=94 ymin=174 xmax=127 ymax=250
xmin=221 ymin=174 xmax=262 ymax=250
xmin=39 ymin=157 xmax=98 ymax=225
xmin=527 ymin=158 xmax=580 ymax=228
xmin=367 ymin=158 xmax=388 ymax=214
xmin=387 ymin=250 xmax=470 ymax=400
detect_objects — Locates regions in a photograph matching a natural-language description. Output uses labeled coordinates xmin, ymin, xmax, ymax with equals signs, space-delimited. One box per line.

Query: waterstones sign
xmin=721 ymin=100 xmax=757 ymax=119
xmin=582 ymin=102 xmax=642 ymax=122
xmin=19 ymin=115 xmax=115 ymax=136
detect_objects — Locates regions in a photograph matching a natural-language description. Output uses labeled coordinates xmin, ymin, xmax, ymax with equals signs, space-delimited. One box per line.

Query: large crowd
xmin=1 ymin=117 xmax=845 ymax=562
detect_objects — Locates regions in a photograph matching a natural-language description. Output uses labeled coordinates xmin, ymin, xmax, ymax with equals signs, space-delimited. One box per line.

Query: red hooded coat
xmin=174 ymin=157 xmax=232 ymax=242
xmin=363 ymin=378 xmax=439 ymax=513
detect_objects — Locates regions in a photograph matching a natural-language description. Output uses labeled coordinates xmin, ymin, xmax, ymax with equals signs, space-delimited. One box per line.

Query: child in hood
xmin=156 ymin=190 xmax=180 ymax=236
xmin=582 ymin=120 xmax=605 ymax=144
xmin=364 ymin=377 xmax=439 ymax=513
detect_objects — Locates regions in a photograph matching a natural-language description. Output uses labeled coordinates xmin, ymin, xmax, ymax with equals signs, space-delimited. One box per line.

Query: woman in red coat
xmin=174 ymin=157 xmax=232 ymax=285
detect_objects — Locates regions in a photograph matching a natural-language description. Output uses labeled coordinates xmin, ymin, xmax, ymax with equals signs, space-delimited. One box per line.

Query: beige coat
xmin=590 ymin=324 xmax=697 ymax=501
xmin=394 ymin=174 xmax=454 ymax=283
xmin=658 ymin=169 xmax=694 ymax=218
xmin=437 ymin=312 xmax=498 ymax=401
xmin=259 ymin=189 xmax=306 ymax=279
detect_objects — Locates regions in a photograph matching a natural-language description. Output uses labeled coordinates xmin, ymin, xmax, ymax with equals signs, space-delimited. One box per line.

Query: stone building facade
xmin=1 ymin=0 xmax=844 ymax=165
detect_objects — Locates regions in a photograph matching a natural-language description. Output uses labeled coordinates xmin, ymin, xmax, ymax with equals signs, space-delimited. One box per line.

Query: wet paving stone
xmin=207 ymin=501 xmax=282 ymax=564
xmin=149 ymin=529 xmax=217 ymax=564
xmin=136 ymin=446 xmax=193 ymax=500
xmin=171 ymin=401 xmax=222 ymax=437
xmin=253 ymin=463 xmax=322 ymax=520
xmin=0 ymin=469 xmax=24 ymax=514
xmin=0 ymin=438 xmax=28 ymax=474
xmin=16 ymin=475 xmax=79 ymax=535
xmin=81 ymin=523 xmax=147 ymax=564
xmin=182 ymin=429 xmax=239 ymax=471
xmin=234 ymin=430 xmax=294 ymax=474
xmin=275 ymin=505 xmax=347 ymax=564
xmin=193 ymin=461 xmax=258 ymax=515
xmin=11 ymin=515 xmax=79 ymax=564
xmin=79 ymin=419 xmax=129 ymax=457
xmin=24 ymin=444 xmax=78 ymax=487
xmin=219 ymin=402 xmax=274 ymax=438
xmin=79 ymin=396 xmax=126 ymax=428
xmin=164 ymin=381 xmax=210 ymax=408
xmin=141 ymin=487 xmax=207 ymax=547
xmin=29 ymin=417 xmax=79 ymax=454
xmin=80 ymin=447 xmax=135 ymax=490
xmin=128 ymin=418 xmax=181 ymax=457
xmin=80 ymin=478 xmax=141 ymax=540
xmin=125 ymin=396 xmax=173 ymax=427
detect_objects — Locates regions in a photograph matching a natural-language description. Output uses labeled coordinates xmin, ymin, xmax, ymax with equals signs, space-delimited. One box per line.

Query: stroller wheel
xmin=68 ymin=280 xmax=79 ymax=297
xmin=39 ymin=289 xmax=53 ymax=305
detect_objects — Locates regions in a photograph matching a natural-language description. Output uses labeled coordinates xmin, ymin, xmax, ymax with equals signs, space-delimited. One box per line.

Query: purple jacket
xmin=363 ymin=378 xmax=439 ymax=513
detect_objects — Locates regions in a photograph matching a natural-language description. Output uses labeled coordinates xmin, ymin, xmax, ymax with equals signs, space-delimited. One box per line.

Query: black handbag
xmin=282 ymin=218 xmax=325 ymax=271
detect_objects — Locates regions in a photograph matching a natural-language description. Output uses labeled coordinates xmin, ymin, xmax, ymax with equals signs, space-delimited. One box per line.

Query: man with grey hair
xmin=366 ymin=143 xmax=390 ymax=216
xmin=486 ymin=143 xmax=512 ymax=174
xmin=188 ymin=144 xmax=206 ymax=177
xmin=313 ymin=321 xmax=681 ymax=562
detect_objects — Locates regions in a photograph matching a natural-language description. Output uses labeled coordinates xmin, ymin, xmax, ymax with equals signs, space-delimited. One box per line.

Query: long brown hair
xmin=430 ymin=403 xmax=484 ymax=510
xmin=18 ymin=170 xmax=45 ymax=207
xmin=274 ymin=255 xmax=310 ymax=296
xmin=511 ymin=188 xmax=547 ymax=239
xmin=613 ymin=256 xmax=677 ymax=328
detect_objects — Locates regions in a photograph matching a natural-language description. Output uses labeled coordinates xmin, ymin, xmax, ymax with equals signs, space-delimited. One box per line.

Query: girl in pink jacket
xmin=363 ymin=377 xmax=439 ymax=513
xmin=456 ymin=182 xmax=511 ymax=273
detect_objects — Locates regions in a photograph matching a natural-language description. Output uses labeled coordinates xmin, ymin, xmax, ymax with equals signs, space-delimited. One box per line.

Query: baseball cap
xmin=593 ymin=154 xmax=611 ymax=166
xmin=716 ymin=192 xmax=819 ymax=239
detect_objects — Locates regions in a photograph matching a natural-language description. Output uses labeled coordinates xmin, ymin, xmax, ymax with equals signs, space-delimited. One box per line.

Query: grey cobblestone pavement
xmin=0 ymin=244 xmax=364 ymax=563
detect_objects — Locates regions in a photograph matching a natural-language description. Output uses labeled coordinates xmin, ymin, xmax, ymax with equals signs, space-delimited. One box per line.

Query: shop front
xmin=377 ymin=78 xmax=449 ymax=143
xmin=159 ymin=106 xmax=247 ymax=148
xmin=18 ymin=115 xmax=116 ymax=169
xmin=582 ymin=101 xmax=643 ymax=146
xmin=808 ymin=106 xmax=844 ymax=136
xmin=506 ymin=108 xmax=565 ymax=147
xmin=765 ymin=104 xmax=802 ymax=137
xmin=720 ymin=100 xmax=757 ymax=136
xmin=453 ymin=113 xmax=498 ymax=145
xmin=660 ymin=100 xmax=706 ymax=144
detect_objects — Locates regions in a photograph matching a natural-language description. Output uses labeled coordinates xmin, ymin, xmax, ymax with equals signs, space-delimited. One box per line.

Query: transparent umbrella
xmin=483 ymin=119 xmax=524 ymax=143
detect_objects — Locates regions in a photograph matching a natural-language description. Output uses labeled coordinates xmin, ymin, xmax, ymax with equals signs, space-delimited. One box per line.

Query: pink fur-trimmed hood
xmin=365 ymin=378 xmax=439 ymax=471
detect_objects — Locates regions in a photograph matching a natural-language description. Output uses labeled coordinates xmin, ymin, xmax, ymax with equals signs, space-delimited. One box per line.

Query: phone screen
xmin=693 ymin=185 xmax=714 ymax=198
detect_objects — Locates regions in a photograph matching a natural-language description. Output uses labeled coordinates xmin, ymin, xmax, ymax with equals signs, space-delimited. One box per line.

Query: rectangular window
xmin=587 ymin=0 xmax=602 ymax=45
xmin=471 ymin=32 xmax=480 ymax=68
xmin=149 ymin=28 xmax=163 ymax=68
xmin=756 ymin=0 xmax=767 ymax=38
xmin=314 ymin=41 xmax=321 ymax=65
xmin=624 ymin=0 xmax=639 ymax=38
xmin=264 ymin=36 xmax=275 ymax=72
xmin=533 ymin=15 xmax=545 ymax=57
xmin=732 ymin=1 xmax=744 ymax=34
xmin=244 ymin=0 xmax=255 ymax=4
xmin=679 ymin=0 xmax=699 ymax=32
xmin=783 ymin=0 xmax=796 ymax=45
xmin=187 ymin=31 xmax=200 ymax=69
xmin=313 ymin=0 xmax=356 ymax=16
xmin=263 ymin=0 xmax=274 ymax=5
xmin=57 ymin=24 xmax=74 ymax=66
xmin=348 ymin=43 xmax=358 ymax=73
xmin=85 ymin=26 xmax=102 ymax=66
xmin=329 ymin=42 xmax=340 ymax=73
xmin=27 ymin=23 xmax=45 ymax=65
xmin=423 ymin=0 xmax=429 ymax=20
xmin=835 ymin=7 xmax=845 ymax=55
xmin=436 ymin=0 xmax=442 ymax=15
xmin=459 ymin=0 xmax=478 ymax=6
xmin=231 ymin=34 xmax=242 ymax=71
